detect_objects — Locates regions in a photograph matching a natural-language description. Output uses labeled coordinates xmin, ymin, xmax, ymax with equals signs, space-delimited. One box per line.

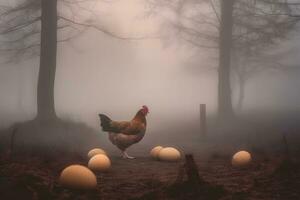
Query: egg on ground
xmin=158 ymin=147 xmax=181 ymax=162
xmin=87 ymin=148 xmax=106 ymax=159
xmin=150 ymin=146 xmax=164 ymax=159
xmin=59 ymin=165 xmax=97 ymax=190
xmin=88 ymin=154 xmax=111 ymax=172
xmin=232 ymin=151 xmax=252 ymax=167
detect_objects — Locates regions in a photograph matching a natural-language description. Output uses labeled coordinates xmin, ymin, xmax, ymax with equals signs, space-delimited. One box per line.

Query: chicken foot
xmin=122 ymin=151 xmax=135 ymax=159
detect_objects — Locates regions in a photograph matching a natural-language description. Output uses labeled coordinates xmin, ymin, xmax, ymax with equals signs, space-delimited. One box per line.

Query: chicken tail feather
xmin=99 ymin=114 xmax=112 ymax=132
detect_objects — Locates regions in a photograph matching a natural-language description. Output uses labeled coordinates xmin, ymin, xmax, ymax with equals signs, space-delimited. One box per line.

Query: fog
xmin=1 ymin=2 xmax=300 ymax=199
xmin=1 ymin=0 xmax=300 ymax=156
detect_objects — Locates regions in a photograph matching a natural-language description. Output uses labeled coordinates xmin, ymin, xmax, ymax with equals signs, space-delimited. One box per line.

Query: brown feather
xmin=108 ymin=109 xmax=146 ymax=135
xmin=99 ymin=108 xmax=148 ymax=152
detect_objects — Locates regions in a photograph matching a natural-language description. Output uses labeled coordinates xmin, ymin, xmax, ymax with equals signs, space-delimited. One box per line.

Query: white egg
xmin=232 ymin=151 xmax=252 ymax=167
xmin=150 ymin=146 xmax=164 ymax=159
xmin=87 ymin=148 xmax=106 ymax=159
xmin=88 ymin=154 xmax=111 ymax=172
xmin=158 ymin=147 xmax=181 ymax=162
xmin=59 ymin=165 xmax=97 ymax=190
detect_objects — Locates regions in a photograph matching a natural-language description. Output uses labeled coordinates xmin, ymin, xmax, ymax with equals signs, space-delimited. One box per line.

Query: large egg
xmin=88 ymin=154 xmax=111 ymax=172
xmin=87 ymin=148 xmax=106 ymax=159
xmin=232 ymin=151 xmax=252 ymax=167
xmin=150 ymin=146 xmax=164 ymax=159
xmin=158 ymin=147 xmax=181 ymax=162
xmin=59 ymin=165 xmax=97 ymax=190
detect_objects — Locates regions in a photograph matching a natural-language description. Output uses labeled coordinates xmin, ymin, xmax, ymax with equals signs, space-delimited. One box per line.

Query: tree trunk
xmin=36 ymin=0 xmax=58 ymax=120
xmin=218 ymin=0 xmax=235 ymax=121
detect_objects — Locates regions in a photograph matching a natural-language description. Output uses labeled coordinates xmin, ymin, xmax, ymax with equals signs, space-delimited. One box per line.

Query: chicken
xmin=98 ymin=105 xmax=149 ymax=159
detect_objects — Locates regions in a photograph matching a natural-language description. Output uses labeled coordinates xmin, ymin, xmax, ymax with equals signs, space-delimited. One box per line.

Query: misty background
xmin=1 ymin=0 xmax=300 ymax=155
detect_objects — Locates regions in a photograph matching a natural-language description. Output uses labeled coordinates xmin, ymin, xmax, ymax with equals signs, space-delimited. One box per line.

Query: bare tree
xmin=218 ymin=0 xmax=235 ymax=120
xmin=147 ymin=0 xmax=299 ymax=121
xmin=232 ymin=49 xmax=285 ymax=111
xmin=0 ymin=0 xmax=144 ymax=121
xmin=231 ymin=0 xmax=300 ymax=111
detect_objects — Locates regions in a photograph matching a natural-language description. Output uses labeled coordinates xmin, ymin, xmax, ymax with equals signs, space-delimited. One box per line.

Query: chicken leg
xmin=122 ymin=151 xmax=135 ymax=159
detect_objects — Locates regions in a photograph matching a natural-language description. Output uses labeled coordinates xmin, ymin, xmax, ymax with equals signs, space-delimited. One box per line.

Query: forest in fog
xmin=0 ymin=0 xmax=299 ymax=155
xmin=0 ymin=1 xmax=300 ymax=199
xmin=0 ymin=0 xmax=299 ymax=130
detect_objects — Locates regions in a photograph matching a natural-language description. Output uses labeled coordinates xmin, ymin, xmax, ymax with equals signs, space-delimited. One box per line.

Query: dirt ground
xmin=1 ymin=116 xmax=300 ymax=200
xmin=1 ymin=149 xmax=299 ymax=200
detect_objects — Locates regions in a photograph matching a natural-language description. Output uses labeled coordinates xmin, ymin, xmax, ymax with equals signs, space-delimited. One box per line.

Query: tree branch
xmin=0 ymin=17 xmax=41 ymax=35
xmin=208 ymin=0 xmax=221 ymax=23
xmin=59 ymin=16 xmax=160 ymax=40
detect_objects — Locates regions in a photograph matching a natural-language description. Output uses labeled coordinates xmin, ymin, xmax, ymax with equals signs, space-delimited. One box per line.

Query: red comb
xmin=142 ymin=105 xmax=149 ymax=112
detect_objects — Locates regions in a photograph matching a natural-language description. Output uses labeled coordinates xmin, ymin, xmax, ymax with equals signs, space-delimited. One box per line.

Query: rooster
xmin=98 ymin=105 xmax=149 ymax=159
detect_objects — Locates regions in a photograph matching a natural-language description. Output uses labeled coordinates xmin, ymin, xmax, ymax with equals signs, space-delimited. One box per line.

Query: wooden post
xmin=9 ymin=126 xmax=18 ymax=161
xmin=282 ymin=132 xmax=290 ymax=160
xmin=200 ymin=104 xmax=206 ymax=137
